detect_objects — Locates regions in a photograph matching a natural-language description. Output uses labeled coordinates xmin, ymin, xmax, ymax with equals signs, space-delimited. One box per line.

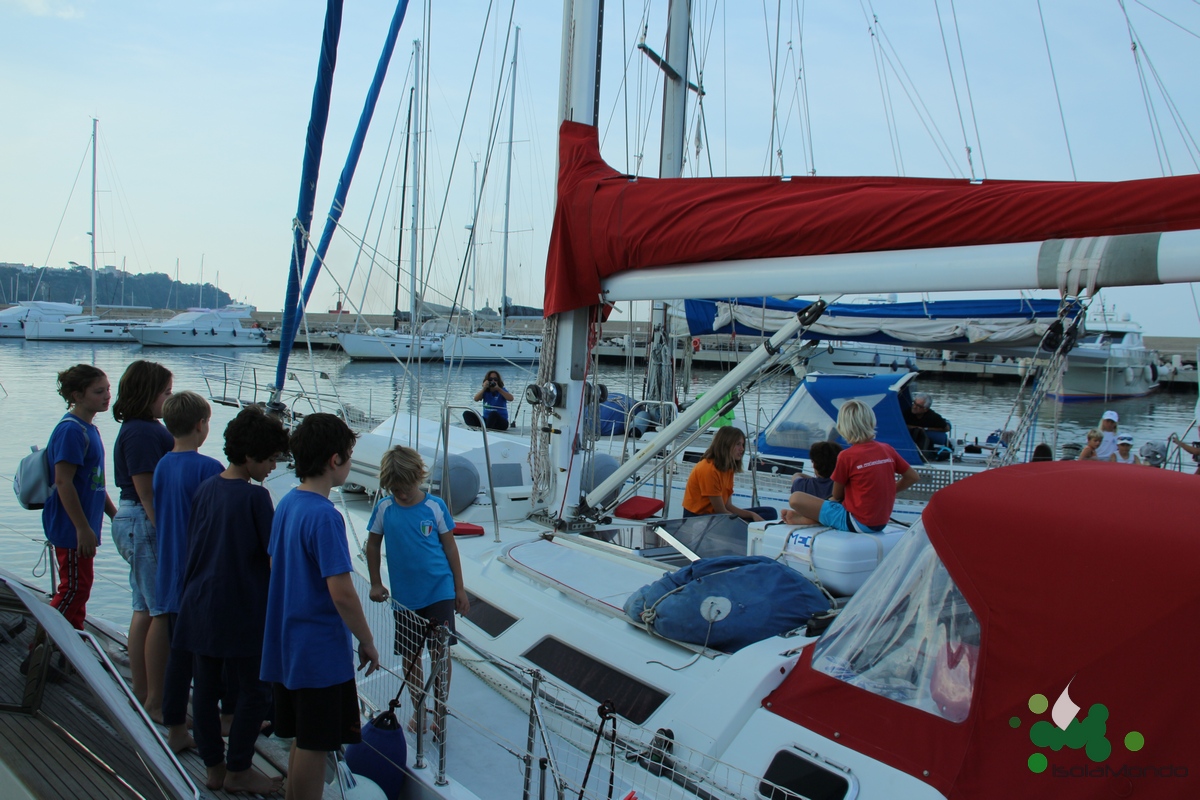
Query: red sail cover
xmin=763 ymin=463 xmax=1200 ymax=798
xmin=544 ymin=121 xmax=1200 ymax=315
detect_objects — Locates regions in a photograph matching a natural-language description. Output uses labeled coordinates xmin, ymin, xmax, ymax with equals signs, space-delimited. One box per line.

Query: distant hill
xmin=0 ymin=263 xmax=232 ymax=310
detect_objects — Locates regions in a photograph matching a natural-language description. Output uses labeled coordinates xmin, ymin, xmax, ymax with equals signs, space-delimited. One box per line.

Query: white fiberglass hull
xmin=442 ymin=332 xmax=541 ymax=363
xmin=131 ymin=326 xmax=267 ymax=347
xmin=1052 ymin=347 xmax=1159 ymax=400
xmin=23 ymin=317 xmax=139 ymax=342
xmin=337 ymin=331 xmax=443 ymax=361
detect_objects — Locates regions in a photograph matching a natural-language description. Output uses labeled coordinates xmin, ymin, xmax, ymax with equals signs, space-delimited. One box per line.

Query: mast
xmin=409 ymin=39 xmax=421 ymax=334
xmin=393 ymin=86 xmax=415 ymax=331
xmin=467 ymin=159 xmax=479 ymax=327
xmin=89 ymin=118 xmax=97 ymax=316
xmin=500 ymin=26 xmax=520 ymax=336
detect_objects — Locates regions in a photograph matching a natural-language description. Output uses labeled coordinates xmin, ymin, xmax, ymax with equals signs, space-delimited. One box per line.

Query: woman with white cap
xmin=1109 ymin=433 xmax=1142 ymax=464
xmin=1096 ymin=410 xmax=1120 ymax=459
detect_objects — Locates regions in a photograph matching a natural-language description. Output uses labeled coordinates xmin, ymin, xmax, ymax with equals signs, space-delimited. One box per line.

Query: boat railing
xmin=350 ymin=571 xmax=799 ymax=800
xmin=193 ymin=353 xmax=384 ymax=432
xmin=442 ymin=404 xmax=503 ymax=541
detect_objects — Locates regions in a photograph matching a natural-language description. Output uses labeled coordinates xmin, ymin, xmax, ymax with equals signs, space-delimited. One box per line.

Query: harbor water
xmin=1 ymin=339 xmax=1197 ymax=632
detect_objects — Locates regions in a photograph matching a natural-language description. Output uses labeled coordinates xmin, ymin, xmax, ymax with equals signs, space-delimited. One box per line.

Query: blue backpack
xmin=13 ymin=416 xmax=87 ymax=510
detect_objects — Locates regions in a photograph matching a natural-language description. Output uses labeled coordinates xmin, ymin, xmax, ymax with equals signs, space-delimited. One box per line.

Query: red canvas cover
xmin=763 ymin=462 xmax=1200 ymax=798
xmin=544 ymin=121 xmax=1200 ymax=315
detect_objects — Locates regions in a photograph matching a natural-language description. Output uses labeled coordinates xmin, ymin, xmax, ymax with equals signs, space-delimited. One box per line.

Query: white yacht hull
xmin=23 ymin=317 xmax=138 ymax=342
xmin=442 ymin=332 xmax=541 ymax=363
xmin=131 ymin=326 xmax=267 ymax=347
xmin=338 ymin=330 xmax=443 ymax=360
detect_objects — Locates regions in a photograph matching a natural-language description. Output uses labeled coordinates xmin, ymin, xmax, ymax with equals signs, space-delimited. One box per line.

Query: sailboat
xmin=22 ymin=121 xmax=147 ymax=344
xmin=252 ymin=1 xmax=1200 ymax=798
xmin=442 ymin=27 xmax=542 ymax=365
xmin=338 ymin=41 xmax=444 ymax=362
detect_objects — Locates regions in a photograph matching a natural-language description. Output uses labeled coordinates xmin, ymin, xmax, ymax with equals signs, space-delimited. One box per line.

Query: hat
xmin=1117 ymin=434 xmax=1134 ymax=445
xmin=1102 ymin=410 xmax=1119 ymax=423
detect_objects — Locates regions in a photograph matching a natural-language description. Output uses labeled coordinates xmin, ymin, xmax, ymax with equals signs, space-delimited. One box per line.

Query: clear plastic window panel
xmin=810 ymin=522 xmax=980 ymax=723
xmin=760 ymin=390 xmax=840 ymax=452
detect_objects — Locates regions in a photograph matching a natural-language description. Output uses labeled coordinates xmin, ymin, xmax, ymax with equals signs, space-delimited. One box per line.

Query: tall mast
xmin=468 ymin=158 xmax=478 ymax=326
xmin=409 ymin=39 xmax=422 ymax=333
xmin=500 ymin=26 xmax=520 ymax=336
xmin=89 ymin=118 xmax=97 ymax=316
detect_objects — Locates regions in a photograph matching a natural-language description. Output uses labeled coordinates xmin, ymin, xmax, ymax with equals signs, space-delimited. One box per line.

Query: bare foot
xmin=224 ymin=768 xmax=284 ymax=795
xmin=220 ymin=713 xmax=234 ymax=738
xmin=166 ymin=724 xmax=196 ymax=753
xmin=205 ymin=762 xmax=227 ymax=790
xmin=780 ymin=509 xmax=818 ymax=526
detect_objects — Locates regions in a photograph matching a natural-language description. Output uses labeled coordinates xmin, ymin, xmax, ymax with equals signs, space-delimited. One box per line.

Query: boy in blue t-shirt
xmin=366 ymin=445 xmax=469 ymax=734
xmin=174 ymin=406 xmax=288 ymax=795
xmin=261 ymin=413 xmax=379 ymax=798
xmin=149 ymin=391 xmax=223 ymax=751
xmin=42 ymin=364 xmax=117 ymax=630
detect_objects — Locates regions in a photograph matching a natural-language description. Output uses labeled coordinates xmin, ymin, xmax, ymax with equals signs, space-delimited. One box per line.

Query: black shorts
xmin=393 ymin=599 xmax=458 ymax=656
xmin=272 ymin=679 xmax=361 ymax=751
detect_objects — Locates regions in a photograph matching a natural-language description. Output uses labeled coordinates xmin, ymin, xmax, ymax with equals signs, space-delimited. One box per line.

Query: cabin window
xmin=810 ymin=523 xmax=979 ymax=723
xmin=462 ymin=592 xmax=517 ymax=638
xmin=759 ymin=388 xmax=840 ymax=453
xmin=523 ymin=637 xmax=668 ymax=725
xmin=759 ymin=750 xmax=851 ymax=800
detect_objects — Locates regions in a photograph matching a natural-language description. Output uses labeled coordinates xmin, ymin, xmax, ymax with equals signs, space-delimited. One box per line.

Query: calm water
xmin=1 ymin=339 xmax=1196 ymax=630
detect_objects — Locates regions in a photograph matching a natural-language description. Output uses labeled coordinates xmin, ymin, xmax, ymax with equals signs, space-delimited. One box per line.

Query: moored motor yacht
xmin=129 ymin=304 xmax=267 ymax=347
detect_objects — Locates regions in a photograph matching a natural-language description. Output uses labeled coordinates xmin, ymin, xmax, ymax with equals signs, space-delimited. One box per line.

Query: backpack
xmin=13 ymin=416 xmax=88 ymax=511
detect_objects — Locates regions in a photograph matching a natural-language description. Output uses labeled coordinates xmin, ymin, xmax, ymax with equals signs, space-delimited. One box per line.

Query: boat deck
xmin=0 ymin=580 xmax=312 ymax=799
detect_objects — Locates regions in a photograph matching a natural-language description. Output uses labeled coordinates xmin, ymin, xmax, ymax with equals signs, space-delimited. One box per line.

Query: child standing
xmin=1110 ymin=433 xmax=1143 ymax=464
xmin=366 ymin=446 xmax=470 ymax=734
xmin=261 ymin=413 xmax=379 ymax=800
xmin=1095 ymin=410 xmax=1120 ymax=459
xmin=174 ymin=406 xmax=289 ymax=794
xmin=111 ymin=360 xmax=174 ymax=706
xmin=150 ymin=391 xmax=224 ymax=751
xmin=1077 ymin=429 xmax=1103 ymax=461
xmin=782 ymin=399 xmax=920 ymax=531
xmin=41 ymin=364 xmax=117 ymax=629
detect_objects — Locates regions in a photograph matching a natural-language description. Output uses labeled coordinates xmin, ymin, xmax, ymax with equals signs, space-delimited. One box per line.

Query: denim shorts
xmin=112 ymin=499 xmax=161 ymax=614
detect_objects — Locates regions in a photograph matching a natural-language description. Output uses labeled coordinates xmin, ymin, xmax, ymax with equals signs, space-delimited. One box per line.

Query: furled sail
xmin=544 ymin=121 xmax=1200 ymax=315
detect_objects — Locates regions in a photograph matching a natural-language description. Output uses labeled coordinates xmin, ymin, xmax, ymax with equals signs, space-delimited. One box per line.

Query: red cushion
xmin=453 ymin=522 xmax=485 ymax=537
xmin=614 ymin=496 xmax=665 ymax=520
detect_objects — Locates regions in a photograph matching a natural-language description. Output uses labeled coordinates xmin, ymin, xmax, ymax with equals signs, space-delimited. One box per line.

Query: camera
xmin=488 ymin=379 xmax=497 ymax=388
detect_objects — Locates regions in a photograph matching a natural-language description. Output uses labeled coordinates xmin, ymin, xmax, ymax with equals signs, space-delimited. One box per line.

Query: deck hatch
xmin=462 ymin=592 xmax=518 ymax=637
xmin=522 ymin=637 xmax=668 ymax=725
xmin=759 ymin=749 xmax=850 ymax=800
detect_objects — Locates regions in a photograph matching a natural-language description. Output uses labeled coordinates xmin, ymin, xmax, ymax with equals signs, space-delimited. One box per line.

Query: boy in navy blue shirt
xmin=175 ymin=406 xmax=288 ymax=794
xmin=261 ymin=413 xmax=379 ymax=800
xmin=150 ymin=391 xmax=223 ymax=751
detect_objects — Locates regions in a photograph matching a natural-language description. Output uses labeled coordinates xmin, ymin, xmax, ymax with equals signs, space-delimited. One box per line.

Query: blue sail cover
xmin=275 ymin=0 xmax=412 ymax=395
xmin=756 ymin=373 xmax=921 ymax=463
xmin=275 ymin=0 xmax=344 ymax=396
xmin=683 ymin=297 xmax=1068 ymax=344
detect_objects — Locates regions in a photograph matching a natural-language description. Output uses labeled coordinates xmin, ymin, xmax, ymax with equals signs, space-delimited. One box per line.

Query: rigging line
xmin=949 ymin=0 xmax=986 ymax=179
xmin=1120 ymin=1 xmax=1170 ymax=175
xmin=415 ymin=0 xmax=511 ymax=340
xmin=345 ymin=60 xmax=415 ymax=329
xmin=32 ymin=134 xmax=92 ymax=300
xmin=860 ymin=5 xmax=901 ymax=175
xmin=796 ymin=0 xmax=816 ymax=175
xmin=623 ymin=0 xmax=630 ymax=174
xmin=874 ymin=39 xmax=961 ymax=176
xmin=722 ymin=0 xmax=728 ymax=174
xmin=1035 ymin=0 xmax=1078 ymax=180
xmin=869 ymin=7 xmax=962 ymax=176
xmin=934 ymin=0 xmax=975 ymax=180
xmin=1124 ymin=11 xmax=1200 ymax=169
xmin=1133 ymin=0 xmax=1200 ymax=39
xmin=441 ymin=20 xmax=522 ymax=364
xmin=759 ymin=0 xmax=782 ymax=175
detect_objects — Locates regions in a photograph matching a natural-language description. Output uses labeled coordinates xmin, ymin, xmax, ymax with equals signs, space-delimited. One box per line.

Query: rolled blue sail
xmin=275 ymin=0 xmax=412 ymax=395
xmin=275 ymin=0 xmax=344 ymax=399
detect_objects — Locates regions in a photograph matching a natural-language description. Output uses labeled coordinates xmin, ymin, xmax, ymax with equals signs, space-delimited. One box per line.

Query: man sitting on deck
xmin=903 ymin=392 xmax=951 ymax=453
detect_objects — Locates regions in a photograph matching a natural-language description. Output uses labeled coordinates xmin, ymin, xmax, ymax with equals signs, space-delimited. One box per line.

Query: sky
xmin=2 ymin=0 xmax=1199 ymax=335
